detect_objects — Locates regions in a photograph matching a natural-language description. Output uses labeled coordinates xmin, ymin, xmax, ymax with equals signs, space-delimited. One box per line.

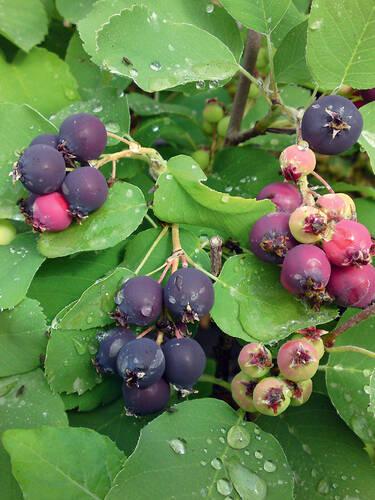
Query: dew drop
xmin=227 ymin=460 xmax=267 ymax=500
xmin=221 ymin=194 xmax=230 ymax=203
xmin=152 ymin=125 xmax=159 ymax=132
xmin=93 ymin=105 xmax=103 ymax=113
xmin=168 ymin=44 xmax=175 ymax=51
xmin=219 ymin=436 xmax=225 ymax=444
xmin=216 ymin=479 xmax=233 ymax=496
xmin=206 ymin=3 xmax=214 ymax=13
xmin=141 ymin=305 xmax=153 ymax=317
xmin=209 ymin=80 xmax=219 ymax=89
xmin=150 ymin=61 xmax=162 ymax=71
xmin=196 ymin=80 xmax=205 ymax=89
xmin=72 ymin=338 xmax=87 ymax=355
xmin=168 ymin=439 xmax=186 ymax=454
xmin=106 ymin=122 xmax=120 ymax=133
xmin=317 ymin=478 xmax=330 ymax=494
xmin=211 ymin=458 xmax=222 ymax=470
xmin=129 ymin=68 xmax=138 ymax=78
xmin=254 ymin=450 xmax=263 ymax=460
xmin=227 ymin=425 xmax=250 ymax=449
xmin=263 ymin=460 xmax=276 ymax=472
xmin=310 ymin=19 xmax=323 ymax=30
xmin=200 ymin=460 xmax=207 ymax=466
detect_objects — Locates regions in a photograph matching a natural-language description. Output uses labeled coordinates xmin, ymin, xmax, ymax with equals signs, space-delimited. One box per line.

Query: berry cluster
xmin=231 ymin=327 xmax=325 ymax=416
xmin=251 ymin=96 xmax=374 ymax=310
xmin=96 ymin=268 xmax=214 ymax=415
xmin=15 ymin=113 xmax=108 ymax=232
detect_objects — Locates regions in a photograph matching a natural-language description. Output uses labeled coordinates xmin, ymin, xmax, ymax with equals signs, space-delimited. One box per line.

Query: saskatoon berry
xmin=231 ymin=372 xmax=258 ymax=412
xmin=164 ymin=268 xmax=214 ymax=322
xmin=61 ymin=166 xmax=108 ymax=217
xmin=217 ymin=116 xmax=230 ymax=137
xmin=279 ymin=143 xmax=316 ymax=182
xmin=327 ymin=264 xmax=375 ymax=308
xmin=116 ymin=338 xmax=165 ymax=388
xmin=16 ymin=144 xmax=66 ymax=194
xmin=238 ymin=343 xmax=273 ymax=378
xmin=122 ymin=378 xmax=170 ymax=416
xmin=115 ymin=276 xmax=163 ymax=327
xmin=191 ymin=149 xmax=210 ymax=170
xmin=316 ymin=193 xmax=349 ymax=221
xmin=29 ymin=133 xmax=59 ymax=149
xmin=323 ymin=220 xmax=373 ymax=267
xmin=250 ymin=212 xmax=297 ymax=264
xmin=256 ymin=182 xmax=302 ymax=213
xmin=301 ymin=95 xmax=363 ymax=155
xmin=337 ymin=193 xmax=357 ymax=220
xmin=202 ymin=120 xmax=214 ymax=134
xmin=95 ymin=327 xmax=136 ymax=374
xmin=292 ymin=333 xmax=324 ymax=360
xmin=203 ymin=102 xmax=224 ymax=124
xmin=162 ymin=337 xmax=206 ymax=389
xmin=289 ymin=206 xmax=328 ymax=244
xmin=281 ymin=244 xmax=331 ymax=306
xmin=277 ymin=339 xmax=319 ymax=382
xmin=0 ymin=220 xmax=16 ymax=246
xmin=32 ymin=192 xmax=72 ymax=232
xmin=282 ymin=378 xmax=313 ymax=406
xmin=59 ymin=113 xmax=107 ymax=162
xmin=253 ymin=377 xmax=291 ymax=416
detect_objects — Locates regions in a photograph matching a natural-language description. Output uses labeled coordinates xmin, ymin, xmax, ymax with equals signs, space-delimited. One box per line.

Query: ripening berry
xmin=316 ymin=193 xmax=349 ymax=221
xmin=203 ymin=101 xmax=224 ymax=124
xmin=327 ymin=264 xmax=375 ymax=308
xmin=336 ymin=193 xmax=357 ymax=220
xmin=32 ymin=192 xmax=72 ymax=232
xmin=289 ymin=206 xmax=328 ymax=244
xmin=238 ymin=343 xmax=273 ymax=378
xmin=0 ymin=220 xmax=16 ymax=245
xmin=253 ymin=377 xmax=291 ymax=416
xmin=191 ymin=149 xmax=210 ymax=170
xmin=256 ymin=182 xmax=302 ymax=213
xmin=279 ymin=144 xmax=316 ymax=182
xmin=277 ymin=339 xmax=319 ymax=382
xmin=202 ymin=120 xmax=214 ymax=134
xmin=292 ymin=333 xmax=324 ymax=360
xmin=231 ymin=372 xmax=258 ymax=412
xmin=282 ymin=378 xmax=313 ymax=406
xmin=217 ymin=116 xmax=230 ymax=137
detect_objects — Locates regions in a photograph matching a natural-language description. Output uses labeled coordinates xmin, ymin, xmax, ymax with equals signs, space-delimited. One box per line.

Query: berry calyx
xmin=0 ymin=220 xmax=16 ymax=245
xmin=202 ymin=99 xmax=224 ymax=124
xmin=289 ymin=206 xmax=329 ymax=244
xmin=277 ymin=339 xmax=319 ymax=382
xmin=292 ymin=333 xmax=324 ymax=360
xmin=323 ymin=220 xmax=373 ymax=267
xmin=231 ymin=372 xmax=258 ymax=412
xmin=256 ymin=182 xmax=302 ymax=213
xmin=327 ymin=264 xmax=375 ymax=308
xmin=122 ymin=378 xmax=170 ymax=416
xmin=279 ymin=144 xmax=316 ymax=182
xmin=32 ymin=192 xmax=72 ymax=232
xmin=191 ymin=149 xmax=210 ymax=170
xmin=282 ymin=378 xmax=313 ymax=406
xmin=253 ymin=377 xmax=291 ymax=416
xmin=238 ymin=343 xmax=273 ymax=378
xmin=95 ymin=327 xmax=136 ymax=374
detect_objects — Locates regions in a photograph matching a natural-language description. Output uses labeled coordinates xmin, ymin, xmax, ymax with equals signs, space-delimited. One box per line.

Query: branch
xmin=225 ymin=30 xmax=263 ymax=145
xmin=326 ymin=345 xmax=375 ymax=360
xmin=324 ymin=303 xmax=375 ymax=347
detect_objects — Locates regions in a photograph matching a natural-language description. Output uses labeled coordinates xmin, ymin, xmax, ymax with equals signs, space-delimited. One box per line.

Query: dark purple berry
xmin=256 ymin=182 xmax=302 ymax=213
xmin=301 ymin=95 xmax=363 ymax=155
xmin=115 ymin=276 xmax=163 ymax=327
xmin=15 ymin=144 xmax=66 ymax=194
xmin=61 ymin=166 xmax=108 ymax=217
xmin=95 ymin=327 xmax=136 ymax=374
xmin=116 ymin=338 xmax=165 ymax=388
xmin=122 ymin=378 xmax=170 ymax=416
xmin=164 ymin=268 xmax=214 ymax=322
xmin=58 ymin=113 xmax=107 ymax=162
xmin=29 ymin=134 xmax=59 ymax=149
xmin=250 ymin=212 xmax=297 ymax=264
xmin=162 ymin=337 xmax=206 ymax=389
xmin=18 ymin=193 xmax=38 ymax=217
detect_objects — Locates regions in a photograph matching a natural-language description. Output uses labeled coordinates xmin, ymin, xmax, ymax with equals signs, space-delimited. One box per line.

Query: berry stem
xmin=171 ymin=224 xmax=183 ymax=274
xmin=265 ymin=33 xmax=279 ymax=103
xmin=144 ymin=212 xmax=158 ymax=228
xmin=326 ymin=345 xmax=375 ymax=359
xmin=210 ymin=235 xmax=223 ymax=276
xmin=324 ymin=303 xmax=375 ymax=347
xmin=198 ymin=374 xmax=231 ymax=391
xmin=297 ymin=176 xmax=315 ymax=206
xmin=137 ymin=324 xmax=155 ymax=339
xmin=158 ymin=260 xmax=172 ymax=283
xmin=310 ymin=170 xmax=335 ymax=194
xmin=107 ymin=131 xmax=132 ymax=146
xmin=135 ymin=225 xmax=169 ymax=275
xmin=237 ymin=65 xmax=272 ymax=104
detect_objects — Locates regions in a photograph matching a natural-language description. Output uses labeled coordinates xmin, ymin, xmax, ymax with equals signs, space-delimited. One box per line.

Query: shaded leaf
xmin=56 ymin=0 xmax=98 ymax=24
xmin=62 ymin=377 xmax=122 ymax=412
xmin=359 ymin=101 xmax=375 ymax=174
xmin=127 ymin=93 xmax=191 ymax=118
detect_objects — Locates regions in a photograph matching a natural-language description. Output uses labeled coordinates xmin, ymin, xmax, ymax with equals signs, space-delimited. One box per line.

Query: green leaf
xmin=0 ymin=0 xmax=48 ymax=52
xmin=96 ymin=5 xmax=238 ymax=92
xmin=359 ymin=101 xmax=375 ymax=174
xmin=54 ymin=267 xmax=134 ymax=331
xmin=275 ymin=20 xmax=312 ymax=84
xmin=154 ymin=155 xmax=274 ymax=247
xmin=38 ymin=182 xmax=147 ymax=258
xmin=271 ymin=0 xmax=305 ymax=48
xmin=259 ymin=394 xmax=375 ymax=499
xmin=0 ymin=48 xmax=79 ymax=116
xmin=69 ymin=398 xmax=154 ymax=456
xmin=212 ymin=254 xmax=338 ymax=343
xmin=62 ymin=377 xmax=122 ymax=412
xmin=369 ymin=370 xmax=375 ymax=417
xmin=306 ymin=0 xmax=375 ymax=89
xmin=56 ymin=0 xmax=97 ymax=24
xmin=326 ymin=308 xmax=375 ymax=446
xmin=0 ymin=104 xmax=56 ymax=219
xmin=133 ymin=116 xmax=197 ymax=150
xmin=356 ymin=198 xmax=375 ymax=236
xmin=0 ymin=299 xmax=47 ymax=377
xmin=28 ymin=241 xmax=125 ymax=322
xmin=2 ymin=426 xmax=125 ymax=500
xmin=127 ymin=93 xmax=191 ymax=118
xmin=45 ymin=327 xmax=101 ymax=395
xmin=106 ymin=398 xmax=294 ymax=500
xmin=0 ymin=369 xmax=67 ymax=500
xmin=0 ymin=233 xmax=45 ymax=309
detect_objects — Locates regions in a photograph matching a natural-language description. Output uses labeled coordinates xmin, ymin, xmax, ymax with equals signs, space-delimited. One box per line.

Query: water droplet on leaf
xmin=227 ymin=425 xmax=250 ymax=449
xmin=168 ymin=439 xmax=186 ymax=454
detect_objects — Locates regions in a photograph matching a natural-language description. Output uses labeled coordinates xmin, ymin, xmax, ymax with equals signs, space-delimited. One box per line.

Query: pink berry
xmin=292 ymin=333 xmax=324 ymax=359
xmin=231 ymin=372 xmax=258 ymax=412
xmin=32 ymin=193 xmax=72 ymax=232
xmin=337 ymin=193 xmax=357 ymax=220
xmin=238 ymin=343 xmax=273 ymax=378
xmin=289 ymin=206 xmax=328 ymax=243
xmin=323 ymin=220 xmax=373 ymax=267
xmin=281 ymin=244 xmax=331 ymax=307
xmin=256 ymin=182 xmax=302 ymax=213
xmin=250 ymin=213 xmax=297 ymax=264
xmin=282 ymin=378 xmax=313 ymax=406
xmin=253 ymin=377 xmax=291 ymax=416
xmin=316 ymin=194 xmax=348 ymax=221
xmin=327 ymin=264 xmax=375 ymax=308
xmin=277 ymin=339 xmax=319 ymax=382
xmin=279 ymin=144 xmax=316 ymax=182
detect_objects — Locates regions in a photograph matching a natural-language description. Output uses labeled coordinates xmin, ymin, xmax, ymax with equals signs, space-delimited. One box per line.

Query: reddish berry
xmin=238 ymin=343 xmax=273 ymax=378
xmin=256 ymin=182 xmax=302 ymax=213
xmin=277 ymin=339 xmax=319 ymax=382
xmin=316 ymin=194 xmax=349 ymax=221
xmin=282 ymin=378 xmax=313 ymax=406
xmin=323 ymin=220 xmax=373 ymax=267
xmin=292 ymin=333 xmax=324 ymax=360
xmin=337 ymin=193 xmax=357 ymax=220
xmin=279 ymin=144 xmax=316 ymax=182
xmin=289 ymin=206 xmax=328 ymax=243
xmin=231 ymin=372 xmax=258 ymax=412
xmin=32 ymin=193 xmax=72 ymax=232
xmin=327 ymin=264 xmax=375 ymax=308
xmin=250 ymin=212 xmax=297 ymax=264
xmin=253 ymin=377 xmax=291 ymax=416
